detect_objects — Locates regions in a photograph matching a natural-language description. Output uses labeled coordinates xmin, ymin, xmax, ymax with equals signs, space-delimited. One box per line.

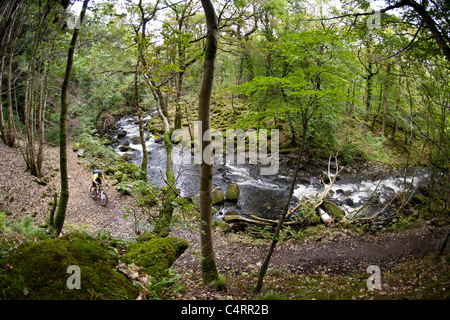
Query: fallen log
xmin=222 ymin=215 xmax=309 ymax=226
xmin=222 ymin=215 xmax=273 ymax=226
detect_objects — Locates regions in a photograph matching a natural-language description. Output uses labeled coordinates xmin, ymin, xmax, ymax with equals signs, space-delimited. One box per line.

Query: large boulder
xmin=117 ymin=130 xmax=127 ymax=139
xmin=119 ymin=145 xmax=133 ymax=152
xmin=131 ymin=136 xmax=141 ymax=145
xmin=320 ymin=199 xmax=345 ymax=221
xmin=0 ymin=232 xmax=140 ymax=300
xmin=211 ymin=190 xmax=225 ymax=205
xmin=225 ymin=183 xmax=240 ymax=202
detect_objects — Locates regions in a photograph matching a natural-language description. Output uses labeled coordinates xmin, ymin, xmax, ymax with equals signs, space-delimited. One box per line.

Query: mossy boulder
xmin=114 ymin=170 xmax=124 ymax=182
xmin=213 ymin=220 xmax=231 ymax=232
xmin=117 ymin=130 xmax=127 ymax=139
xmin=211 ymin=190 xmax=224 ymax=205
xmin=0 ymin=232 xmax=139 ymax=300
xmin=225 ymin=210 xmax=239 ymax=216
xmin=320 ymin=200 xmax=345 ymax=221
xmin=225 ymin=183 xmax=240 ymax=202
xmin=122 ymin=236 xmax=188 ymax=278
xmin=412 ymin=194 xmax=427 ymax=205
xmin=119 ymin=145 xmax=133 ymax=152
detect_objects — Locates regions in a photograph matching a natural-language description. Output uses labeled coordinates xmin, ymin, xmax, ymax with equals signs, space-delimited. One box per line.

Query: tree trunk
xmin=0 ymin=57 xmax=7 ymax=145
xmin=381 ymin=64 xmax=391 ymax=137
xmin=152 ymin=131 xmax=176 ymax=237
xmin=174 ymin=55 xmax=184 ymax=130
xmin=148 ymin=74 xmax=178 ymax=237
xmin=199 ymin=0 xmax=219 ymax=284
xmin=135 ymin=57 xmax=148 ymax=181
xmin=37 ymin=59 xmax=51 ymax=174
xmin=255 ymin=119 xmax=307 ymax=292
xmin=53 ymin=0 xmax=89 ymax=237
xmin=365 ymin=64 xmax=373 ymax=125
xmin=5 ymin=46 xmax=16 ymax=147
xmin=24 ymin=26 xmax=40 ymax=177
xmin=0 ymin=1 xmax=21 ymax=147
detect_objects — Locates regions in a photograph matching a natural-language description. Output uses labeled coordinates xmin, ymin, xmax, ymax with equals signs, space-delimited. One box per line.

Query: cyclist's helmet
xmin=98 ymin=170 xmax=103 ymax=176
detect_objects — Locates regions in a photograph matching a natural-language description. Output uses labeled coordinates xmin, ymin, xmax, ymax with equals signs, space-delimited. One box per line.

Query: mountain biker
xmin=92 ymin=169 xmax=107 ymax=188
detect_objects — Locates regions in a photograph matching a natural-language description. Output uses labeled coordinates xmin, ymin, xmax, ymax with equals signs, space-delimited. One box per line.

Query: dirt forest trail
xmin=63 ymin=139 xmax=136 ymax=239
xmin=0 ymin=131 xmax=136 ymax=240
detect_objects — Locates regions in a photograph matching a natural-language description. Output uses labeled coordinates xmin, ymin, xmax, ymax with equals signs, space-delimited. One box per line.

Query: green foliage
xmin=0 ymin=212 xmax=49 ymax=255
xmin=12 ymin=216 xmax=48 ymax=241
xmin=73 ymin=130 xmax=121 ymax=169
xmin=146 ymin=269 xmax=184 ymax=300
xmin=116 ymin=161 xmax=142 ymax=180
xmin=133 ymin=180 xmax=160 ymax=207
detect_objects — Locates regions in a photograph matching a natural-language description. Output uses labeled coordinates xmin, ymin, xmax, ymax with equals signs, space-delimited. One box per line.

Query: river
xmin=111 ymin=116 xmax=431 ymax=223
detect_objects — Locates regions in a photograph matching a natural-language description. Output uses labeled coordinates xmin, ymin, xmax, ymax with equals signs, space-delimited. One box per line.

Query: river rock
xmin=117 ymin=130 xmax=127 ymax=139
xmin=225 ymin=183 xmax=240 ymax=202
xmin=214 ymin=220 xmax=231 ymax=233
xmin=211 ymin=190 xmax=224 ymax=205
xmin=320 ymin=199 xmax=345 ymax=221
xmin=76 ymin=149 xmax=84 ymax=157
xmin=263 ymin=203 xmax=271 ymax=210
xmin=119 ymin=145 xmax=133 ymax=152
xmin=342 ymin=197 xmax=354 ymax=206
xmin=131 ymin=136 xmax=141 ymax=144
xmin=225 ymin=210 xmax=239 ymax=216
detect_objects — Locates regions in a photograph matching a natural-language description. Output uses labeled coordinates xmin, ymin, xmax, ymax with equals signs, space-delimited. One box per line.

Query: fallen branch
xmin=222 ymin=215 xmax=273 ymax=226
xmin=222 ymin=214 xmax=308 ymax=226
xmin=315 ymin=155 xmax=345 ymax=209
xmin=285 ymin=156 xmax=344 ymax=221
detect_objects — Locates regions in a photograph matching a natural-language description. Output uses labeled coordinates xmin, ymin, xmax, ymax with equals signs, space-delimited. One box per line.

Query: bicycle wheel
xmin=90 ymin=186 xmax=98 ymax=199
xmin=99 ymin=191 xmax=108 ymax=207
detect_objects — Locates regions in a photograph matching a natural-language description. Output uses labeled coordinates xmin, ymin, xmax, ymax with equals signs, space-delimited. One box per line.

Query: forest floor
xmin=0 ymin=136 xmax=449 ymax=300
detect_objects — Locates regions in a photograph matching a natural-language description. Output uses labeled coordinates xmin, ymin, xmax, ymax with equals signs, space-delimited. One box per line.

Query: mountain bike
xmin=90 ymin=183 xmax=109 ymax=207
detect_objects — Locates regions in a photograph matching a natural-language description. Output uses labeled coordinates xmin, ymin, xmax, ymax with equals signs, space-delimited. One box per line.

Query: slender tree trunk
xmin=37 ymin=59 xmax=51 ymax=174
xmin=256 ymin=112 xmax=308 ymax=293
xmin=135 ymin=57 xmax=148 ymax=181
xmin=24 ymin=27 xmax=40 ymax=177
xmin=0 ymin=57 xmax=7 ymax=145
xmin=174 ymin=51 xmax=184 ymax=130
xmin=381 ymin=64 xmax=391 ymax=137
xmin=199 ymin=0 xmax=219 ymax=284
xmin=53 ymin=0 xmax=89 ymax=236
xmin=0 ymin=1 xmax=21 ymax=147
xmin=148 ymin=81 xmax=177 ymax=238
xmin=152 ymin=130 xmax=176 ymax=238
xmin=365 ymin=65 xmax=373 ymax=124
xmin=5 ymin=47 xmax=16 ymax=147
